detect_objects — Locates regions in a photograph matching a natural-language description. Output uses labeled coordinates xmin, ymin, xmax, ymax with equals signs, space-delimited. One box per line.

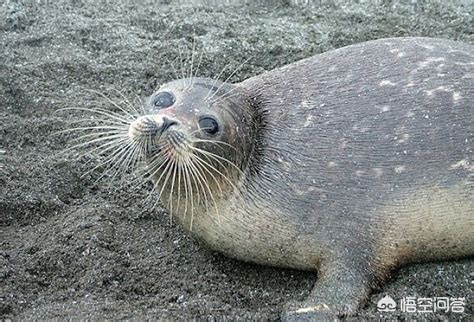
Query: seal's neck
xmin=239 ymin=90 xmax=269 ymax=180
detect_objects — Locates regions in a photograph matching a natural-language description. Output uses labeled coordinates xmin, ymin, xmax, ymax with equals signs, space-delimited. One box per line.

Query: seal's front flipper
xmin=282 ymin=260 xmax=378 ymax=319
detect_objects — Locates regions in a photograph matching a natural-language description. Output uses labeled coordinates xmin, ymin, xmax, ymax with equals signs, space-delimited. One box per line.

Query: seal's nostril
xmin=162 ymin=117 xmax=178 ymax=131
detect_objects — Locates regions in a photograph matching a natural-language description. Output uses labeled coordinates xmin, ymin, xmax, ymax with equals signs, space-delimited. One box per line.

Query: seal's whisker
xmin=187 ymin=129 xmax=235 ymax=152
xmin=61 ymin=135 xmax=129 ymax=156
xmin=178 ymin=46 xmax=187 ymax=83
xmin=145 ymin=144 xmax=175 ymax=176
xmin=70 ymin=141 xmax=129 ymax=164
xmin=56 ymin=125 xmax=128 ymax=135
xmin=182 ymin=159 xmax=195 ymax=230
xmin=169 ymin=157 xmax=181 ymax=222
xmin=62 ymin=117 xmax=129 ymax=127
xmin=191 ymin=154 xmax=227 ymax=195
xmin=107 ymin=140 xmax=142 ymax=182
xmin=189 ymin=155 xmax=220 ymax=225
xmin=94 ymin=137 xmax=133 ymax=159
xmin=67 ymin=130 xmax=127 ymax=145
xmin=56 ymin=106 xmax=130 ymax=122
xmin=189 ymin=47 xmax=204 ymax=91
xmin=57 ymin=107 xmax=133 ymax=125
xmin=101 ymin=145 xmax=135 ymax=182
xmin=59 ymin=129 xmax=128 ymax=143
xmin=186 ymin=129 xmax=240 ymax=153
xmin=69 ymin=127 xmax=128 ymax=136
xmin=131 ymin=93 xmax=145 ymax=114
xmin=130 ymin=140 xmax=148 ymax=174
xmin=185 ymin=157 xmax=201 ymax=206
xmin=186 ymin=34 xmax=197 ymax=91
xmin=187 ymin=158 xmax=206 ymax=207
xmin=74 ymin=138 xmax=129 ymax=159
xmin=187 ymin=159 xmax=203 ymax=231
xmin=68 ymin=132 xmax=127 ymax=145
xmin=142 ymin=153 xmax=168 ymax=181
xmin=199 ymin=159 xmax=239 ymax=197
xmin=192 ymin=50 xmax=204 ymax=88
xmin=190 ymin=146 xmax=244 ymax=177
xmin=53 ymin=130 xmax=127 ymax=151
xmin=130 ymin=161 xmax=159 ymax=190
xmin=133 ymin=139 xmax=148 ymax=165
xmin=211 ymin=90 xmax=243 ymax=105
xmin=175 ymin=156 xmax=182 ymax=223
xmin=85 ymin=89 xmax=138 ymax=120
xmin=84 ymin=98 xmax=134 ymax=123
xmin=191 ymin=154 xmax=225 ymax=199
xmin=181 ymin=159 xmax=189 ymax=223
xmin=105 ymin=86 xmax=142 ymax=116
xmin=205 ymin=61 xmax=232 ymax=100
xmin=107 ymin=143 xmax=142 ymax=183
xmin=143 ymin=158 xmax=166 ymax=182
xmin=206 ymin=57 xmax=252 ymax=102
xmin=146 ymin=156 xmax=174 ymax=205
xmin=194 ymin=138 xmax=239 ymax=152
xmin=189 ymin=155 xmax=233 ymax=196
xmin=209 ymin=80 xmax=242 ymax=103
xmin=186 ymin=127 xmax=209 ymax=137
xmin=163 ymin=56 xmax=181 ymax=86
xmin=114 ymin=144 xmax=143 ymax=185
xmin=90 ymin=154 xmax=132 ymax=184
xmin=157 ymin=158 xmax=177 ymax=210
xmin=81 ymin=140 xmax=134 ymax=180
xmin=145 ymin=156 xmax=168 ymax=184
xmin=93 ymin=139 xmax=134 ymax=168
xmin=191 ymin=148 xmax=235 ymax=179
xmin=167 ymin=159 xmax=179 ymax=225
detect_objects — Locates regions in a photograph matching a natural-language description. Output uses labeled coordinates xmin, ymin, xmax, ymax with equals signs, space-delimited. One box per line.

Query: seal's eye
xmin=153 ymin=91 xmax=175 ymax=109
xmin=199 ymin=116 xmax=219 ymax=135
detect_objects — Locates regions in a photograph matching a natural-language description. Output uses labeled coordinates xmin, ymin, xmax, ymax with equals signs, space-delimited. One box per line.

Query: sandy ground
xmin=1 ymin=0 xmax=473 ymax=319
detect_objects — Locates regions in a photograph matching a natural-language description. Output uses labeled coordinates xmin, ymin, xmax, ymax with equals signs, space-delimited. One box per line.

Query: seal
xmin=77 ymin=37 xmax=474 ymax=318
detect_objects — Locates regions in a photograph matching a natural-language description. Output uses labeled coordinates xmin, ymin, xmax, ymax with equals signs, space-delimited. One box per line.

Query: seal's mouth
xmin=128 ymin=116 xmax=177 ymax=142
xmin=127 ymin=114 xmax=189 ymax=161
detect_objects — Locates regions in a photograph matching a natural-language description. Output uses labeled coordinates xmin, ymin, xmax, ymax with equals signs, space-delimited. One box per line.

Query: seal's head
xmin=128 ymin=77 xmax=261 ymax=227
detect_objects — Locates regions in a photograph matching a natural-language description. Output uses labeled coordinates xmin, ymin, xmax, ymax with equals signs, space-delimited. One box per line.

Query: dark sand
xmin=1 ymin=0 xmax=472 ymax=319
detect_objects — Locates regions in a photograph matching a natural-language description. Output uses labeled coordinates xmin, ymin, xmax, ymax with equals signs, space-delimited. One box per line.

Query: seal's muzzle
xmin=128 ymin=115 xmax=178 ymax=142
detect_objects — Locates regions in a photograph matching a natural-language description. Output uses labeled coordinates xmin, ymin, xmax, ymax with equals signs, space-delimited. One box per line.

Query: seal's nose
xmin=161 ymin=117 xmax=178 ymax=132
xmin=128 ymin=115 xmax=178 ymax=141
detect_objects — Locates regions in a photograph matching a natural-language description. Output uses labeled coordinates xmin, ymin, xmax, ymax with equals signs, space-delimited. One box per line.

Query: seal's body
xmin=113 ymin=37 xmax=473 ymax=317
